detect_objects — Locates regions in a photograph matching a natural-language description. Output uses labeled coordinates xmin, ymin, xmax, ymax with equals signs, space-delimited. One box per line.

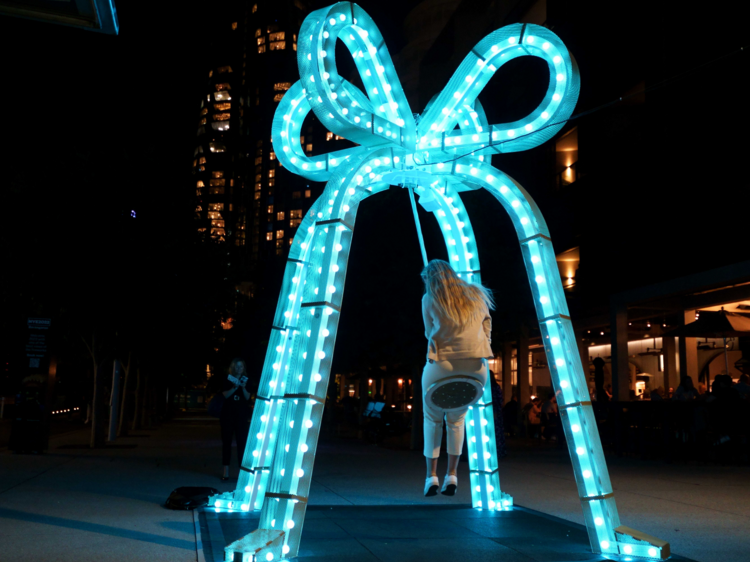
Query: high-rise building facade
xmin=191 ymin=0 xmax=353 ymax=295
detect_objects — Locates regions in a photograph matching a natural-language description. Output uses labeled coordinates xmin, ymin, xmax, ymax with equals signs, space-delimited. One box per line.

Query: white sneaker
xmin=441 ymin=474 xmax=457 ymax=496
xmin=424 ymin=476 xmax=439 ymax=497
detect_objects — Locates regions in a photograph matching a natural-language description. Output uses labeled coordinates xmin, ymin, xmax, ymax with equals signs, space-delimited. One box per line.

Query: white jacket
xmin=422 ymin=293 xmax=493 ymax=361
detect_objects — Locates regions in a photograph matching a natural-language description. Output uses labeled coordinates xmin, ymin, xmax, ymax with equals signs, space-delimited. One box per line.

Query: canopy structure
xmin=209 ymin=3 xmax=670 ymax=560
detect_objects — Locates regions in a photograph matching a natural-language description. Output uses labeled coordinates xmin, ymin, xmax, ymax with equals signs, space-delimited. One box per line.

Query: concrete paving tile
xmin=358 ymin=536 xmax=536 ymax=562
xmin=454 ymin=516 xmax=582 ymax=540
xmin=494 ymin=537 xmax=600 ymax=562
xmin=331 ymin=515 xmax=480 ymax=540
xmin=295 ymin=537 xmax=381 ymax=561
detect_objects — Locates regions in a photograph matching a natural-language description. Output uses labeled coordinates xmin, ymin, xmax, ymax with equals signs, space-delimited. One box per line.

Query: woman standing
xmin=421 ymin=260 xmax=494 ymax=496
xmin=220 ymin=358 xmax=251 ymax=481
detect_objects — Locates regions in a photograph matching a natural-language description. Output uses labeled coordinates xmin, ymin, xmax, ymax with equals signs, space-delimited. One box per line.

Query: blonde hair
xmin=421 ymin=259 xmax=494 ymax=325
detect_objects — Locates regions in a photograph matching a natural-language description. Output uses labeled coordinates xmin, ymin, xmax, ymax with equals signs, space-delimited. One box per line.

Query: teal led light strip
xmin=209 ymin=3 xmax=670 ymax=561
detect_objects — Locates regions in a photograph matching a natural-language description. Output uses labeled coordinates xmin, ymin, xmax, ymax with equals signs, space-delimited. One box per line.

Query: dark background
xmin=1 ymin=0 xmax=749 ymax=398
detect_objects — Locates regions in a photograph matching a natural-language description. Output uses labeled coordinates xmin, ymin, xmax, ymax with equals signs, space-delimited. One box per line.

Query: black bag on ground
xmin=165 ymin=486 xmax=219 ymax=510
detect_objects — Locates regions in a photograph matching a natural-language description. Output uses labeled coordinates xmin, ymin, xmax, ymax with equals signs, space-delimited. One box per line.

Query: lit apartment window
xmin=209 ymin=203 xmax=224 ymax=211
xmin=268 ymin=169 xmax=275 ymax=178
xmin=210 ymin=179 xmax=225 ymax=187
xmin=288 ymin=237 xmax=294 ymax=245
xmin=289 ymin=218 xmax=302 ymax=228
xmin=254 ymin=174 xmax=262 ymax=182
xmin=216 ymin=83 xmax=231 ymax=91
xmin=290 ymin=209 xmax=303 ymax=219
xmin=257 ymin=36 xmax=265 ymax=45
xmin=268 ymin=179 xmax=275 ymax=187
xmin=258 ymin=45 xmax=266 ymax=54
xmin=273 ymin=93 xmax=285 ymax=102
xmin=274 ymin=82 xmax=291 ymax=91
xmin=300 ymin=135 xmax=305 ymax=144
xmin=305 ymin=144 xmax=313 ymax=152
xmin=209 ymin=214 xmax=223 ymax=221
xmin=269 ymin=31 xmax=285 ymax=41
xmin=326 ymin=132 xmax=333 ymax=141
xmin=192 ymin=159 xmax=197 ymax=168
xmin=270 ymin=41 xmax=285 ymax=50
xmin=266 ymin=232 xmax=273 ymax=241
xmin=201 ymin=107 xmax=208 ymax=116
xmin=231 ymin=22 xmax=237 ymax=30
xmin=199 ymin=157 xmax=206 ymax=164
xmin=211 ymin=228 xmax=226 ymax=236
xmin=214 ymin=103 xmax=231 ymax=111
xmin=269 ymin=152 xmax=276 ymax=161
xmin=255 ymin=29 xmax=261 ymax=37
xmin=276 ymin=211 xmax=285 ymax=221
xmin=199 ymin=117 xmax=207 ymax=125
xmin=305 ymin=189 xmax=311 ymax=198
xmin=196 ymin=189 xmax=202 ymax=196
xmin=276 ymin=229 xmax=284 ymax=239
xmin=195 ymin=205 xmax=203 ymax=212
xmin=212 ymin=171 xmax=224 ymax=179
xmin=214 ymin=91 xmax=231 ymax=101
xmin=197 ymin=181 xmax=205 ymax=187
xmin=267 ymin=205 xmax=274 ymax=214
xmin=209 ymin=187 xmax=225 ymax=195
xmin=254 ymin=157 xmax=262 ymax=165
xmin=335 ymin=135 xmax=344 ymax=140
xmin=252 ymin=4 xmax=257 ymax=13
xmin=211 ymin=122 xmax=230 ymax=131
xmin=254 ymin=192 xmax=261 ymax=200
xmin=214 ymin=113 xmax=231 ymax=122
xmin=209 ymin=142 xmax=226 ymax=153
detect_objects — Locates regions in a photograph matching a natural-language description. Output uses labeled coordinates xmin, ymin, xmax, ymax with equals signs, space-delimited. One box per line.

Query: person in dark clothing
xmin=220 ymin=358 xmax=251 ymax=481
xmin=593 ymin=357 xmax=609 ymax=403
xmin=503 ymin=394 xmax=520 ymax=437
xmin=489 ymin=371 xmax=507 ymax=458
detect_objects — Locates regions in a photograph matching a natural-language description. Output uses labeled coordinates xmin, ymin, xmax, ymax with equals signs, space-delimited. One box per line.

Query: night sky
xmin=2 ymin=1 xmax=749 ymax=386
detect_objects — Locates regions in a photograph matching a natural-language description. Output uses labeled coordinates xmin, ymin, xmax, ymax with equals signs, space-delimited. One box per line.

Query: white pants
xmin=422 ymin=358 xmax=488 ymax=458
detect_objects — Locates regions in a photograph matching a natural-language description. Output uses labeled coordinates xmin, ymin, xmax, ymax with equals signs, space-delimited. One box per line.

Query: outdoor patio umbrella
xmin=662 ymin=309 xmax=750 ymax=375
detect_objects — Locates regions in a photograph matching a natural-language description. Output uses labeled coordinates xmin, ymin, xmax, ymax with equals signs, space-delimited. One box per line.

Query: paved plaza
xmin=0 ymin=415 xmax=747 ymax=561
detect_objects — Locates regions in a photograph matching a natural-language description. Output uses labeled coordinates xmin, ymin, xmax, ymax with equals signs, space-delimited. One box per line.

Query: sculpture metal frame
xmin=209 ymin=3 xmax=670 ymax=560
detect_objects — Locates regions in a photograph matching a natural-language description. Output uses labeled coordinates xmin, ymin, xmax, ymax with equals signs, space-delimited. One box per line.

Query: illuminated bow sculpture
xmin=211 ymin=3 xmax=670 ymax=561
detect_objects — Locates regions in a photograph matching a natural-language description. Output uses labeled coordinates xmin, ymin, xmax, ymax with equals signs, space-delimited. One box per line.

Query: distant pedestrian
xmin=527 ymin=397 xmax=542 ymax=438
xmin=489 ymin=371 xmax=507 ymax=458
xmin=419 ymin=259 xmax=494 ymax=497
xmin=672 ymin=376 xmax=698 ymax=401
xmin=220 ymin=358 xmax=251 ymax=481
xmin=541 ymin=393 xmax=558 ymax=441
xmin=733 ymin=374 xmax=750 ymax=401
xmin=503 ymin=393 xmax=520 ymax=437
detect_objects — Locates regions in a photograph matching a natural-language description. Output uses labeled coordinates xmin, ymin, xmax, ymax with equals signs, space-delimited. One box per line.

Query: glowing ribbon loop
xmin=418 ymin=23 xmax=579 ymax=157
